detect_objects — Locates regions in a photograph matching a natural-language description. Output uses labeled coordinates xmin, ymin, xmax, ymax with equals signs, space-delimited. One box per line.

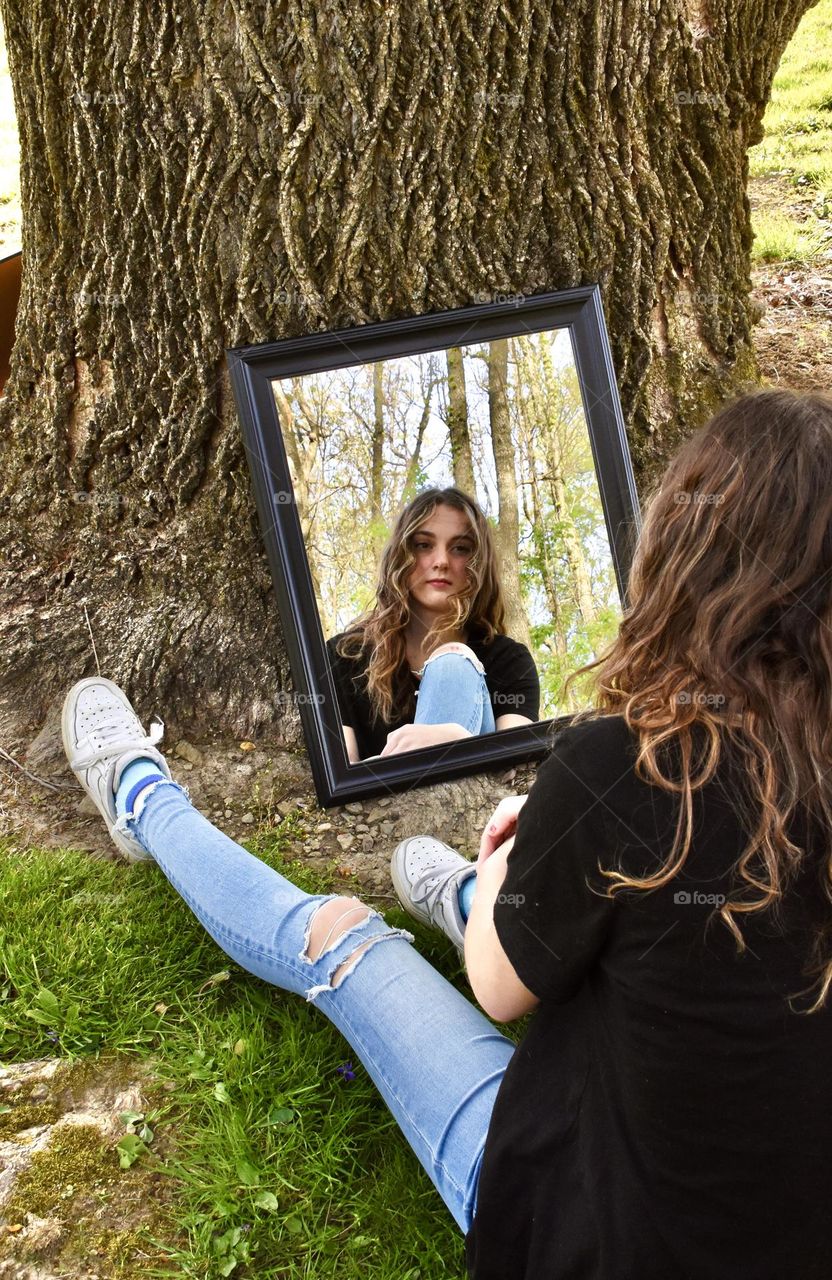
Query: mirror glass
xmin=272 ymin=326 xmax=624 ymax=765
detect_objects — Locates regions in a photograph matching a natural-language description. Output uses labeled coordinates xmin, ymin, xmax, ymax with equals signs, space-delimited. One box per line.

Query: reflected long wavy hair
xmin=334 ymin=487 xmax=507 ymax=726
xmin=559 ymin=389 xmax=832 ymax=1013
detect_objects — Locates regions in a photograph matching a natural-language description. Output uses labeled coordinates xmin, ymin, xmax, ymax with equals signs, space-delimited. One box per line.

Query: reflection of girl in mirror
xmin=325 ymin=486 xmax=540 ymax=763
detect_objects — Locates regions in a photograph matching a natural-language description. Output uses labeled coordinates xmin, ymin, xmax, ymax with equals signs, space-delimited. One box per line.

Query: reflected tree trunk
xmin=539 ymin=342 xmax=597 ymax=627
xmin=445 ymin=346 xmax=476 ymax=499
xmin=517 ymin=377 xmax=569 ymax=662
xmin=271 ymin=381 xmax=326 ymax=626
xmin=400 ymin=356 xmax=440 ymax=504
xmin=488 ymin=339 xmax=533 ymax=651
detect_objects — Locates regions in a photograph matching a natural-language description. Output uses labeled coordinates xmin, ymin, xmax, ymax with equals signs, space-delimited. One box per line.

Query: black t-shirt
xmin=325 ymin=629 xmax=540 ymax=759
xmin=466 ymin=713 xmax=832 ymax=1280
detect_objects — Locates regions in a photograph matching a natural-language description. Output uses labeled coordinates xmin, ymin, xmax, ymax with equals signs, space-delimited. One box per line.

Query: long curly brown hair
xmin=557 ymin=388 xmax=832 ymax=1014
xmin=334 ymin=486 xmax=507 ymax=726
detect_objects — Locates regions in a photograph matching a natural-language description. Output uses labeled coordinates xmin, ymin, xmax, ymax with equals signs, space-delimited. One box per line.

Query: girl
xmin=63 ymin=388 xmax=832 ymax=1278
xmin=325 ymin=485 xmax=540 ymax=762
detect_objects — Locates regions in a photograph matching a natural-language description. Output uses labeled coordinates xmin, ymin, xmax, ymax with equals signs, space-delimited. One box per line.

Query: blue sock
xmin=115 ymin=758 xmax=166 ymax=817
xmin=458 ymin=872 xmax=477 ymax=922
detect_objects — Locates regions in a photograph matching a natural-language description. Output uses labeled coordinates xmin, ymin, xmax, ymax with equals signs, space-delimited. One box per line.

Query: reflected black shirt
xmin=325 ymin=628 xmax=540 ymax=760
xmin=466 ymin=714 xmax=832 ymax=1280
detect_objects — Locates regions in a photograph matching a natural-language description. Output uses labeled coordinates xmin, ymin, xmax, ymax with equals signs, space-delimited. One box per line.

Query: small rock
xmin=182 ymin=762 xmax=194 ymax=772
xmin=224 ymin=809 xmax=232 ymax=819
xmin=379 ymin=821 xmax=395 ymax=836
xmin=76 ymin=795 xmax=98 ymax=817
xmin=344 ymin=802 xmax=364 ymax=814
xmin=356 ymin=823 xmax=369 ymax=833
xmin=277 ymin=800 xmax=296 ymax=815
xmin=175 ymin=740 xmax=204 ymax=766
xmin=362 ymin=835 xmax=375 ymax=853
xmin=241 ymin=812 xmax=255 ymax=825
xmin=18 ymin=1212 xmax=64 ymax=1252
xmin=316 ymin=822 xmax=332 ymax=832
xmin=235 ymin=764 xmax=253 ymax=777
xmin=336 ymin=834 xmax=354 ymax=850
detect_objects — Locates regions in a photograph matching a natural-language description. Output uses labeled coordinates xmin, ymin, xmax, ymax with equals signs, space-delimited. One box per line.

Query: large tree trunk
xmin=0 ymin=0 xmax=814 ymax=749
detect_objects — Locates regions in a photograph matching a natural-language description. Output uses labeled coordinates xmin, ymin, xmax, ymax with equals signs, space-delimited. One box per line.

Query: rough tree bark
xmin=0 ymin=0 xmax=815 ymax=751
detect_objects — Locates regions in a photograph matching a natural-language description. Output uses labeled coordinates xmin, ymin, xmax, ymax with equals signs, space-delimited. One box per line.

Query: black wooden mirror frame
xmin=227 ymin=285 xmax=641 ymax=807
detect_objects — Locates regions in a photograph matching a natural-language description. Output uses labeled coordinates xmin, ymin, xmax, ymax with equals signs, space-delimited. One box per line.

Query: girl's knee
xmin=305 ymin=895 xmax=373 ymax=962
xmin=302 ymin=896 xmax=417 ymax=997
xmin=422 ymin=643 xmax=485 ymax=676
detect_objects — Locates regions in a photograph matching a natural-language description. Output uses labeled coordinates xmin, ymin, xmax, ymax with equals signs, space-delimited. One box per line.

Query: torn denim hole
xmin=420 ymin=644 xmax=486 ymax=678
xmin=297 ymin=895 xmax=379 ymax=965
xmin=298 ymin=906 xmax=414 ymax=1003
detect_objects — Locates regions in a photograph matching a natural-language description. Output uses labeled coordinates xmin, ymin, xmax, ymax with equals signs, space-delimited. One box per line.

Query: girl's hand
xmin=477 ymin=795 xmax=528 ymax=866
xmin=379 ymin=722 xmax=471 ymax=757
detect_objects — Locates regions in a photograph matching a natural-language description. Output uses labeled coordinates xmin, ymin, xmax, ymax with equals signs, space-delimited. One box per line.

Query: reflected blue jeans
xmin=124 ymin=780 xmax=516 ymax=1232
xmin=414 ymin=646 xmax=497 ymax=737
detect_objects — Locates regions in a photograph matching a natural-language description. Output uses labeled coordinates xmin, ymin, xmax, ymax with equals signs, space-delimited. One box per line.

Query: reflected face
xmin=406 ymin=504 xmax=475 ymax=616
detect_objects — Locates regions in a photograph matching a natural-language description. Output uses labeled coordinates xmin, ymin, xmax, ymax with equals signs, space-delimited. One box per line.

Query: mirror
xmin=228 ymin=286 xmax=641 ymax=806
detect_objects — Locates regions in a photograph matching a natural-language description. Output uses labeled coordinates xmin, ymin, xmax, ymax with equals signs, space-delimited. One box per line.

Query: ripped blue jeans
xmin=413 ymin=644 xmax=497 ymax=736
xmin=124 ymin=780 xmax=516 ymax=1232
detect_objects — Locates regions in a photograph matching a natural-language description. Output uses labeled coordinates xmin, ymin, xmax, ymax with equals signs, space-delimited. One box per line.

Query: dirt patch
xmin=0 ymin=705 xmax=530 ymax=900
xmin=749 ymin=174 xmax=832 ymax=389
xmin=0 ymin=1057 xmax=179 ymax=1279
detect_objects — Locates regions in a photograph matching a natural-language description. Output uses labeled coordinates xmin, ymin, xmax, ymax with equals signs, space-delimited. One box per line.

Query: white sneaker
xmin=61 ymin=677 xmax=173 ymax=862
xmin=390 ymin=836 xmax=476 ymax=956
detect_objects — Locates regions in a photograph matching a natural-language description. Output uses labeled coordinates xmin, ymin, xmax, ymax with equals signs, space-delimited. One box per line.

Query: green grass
xmin=0 ymin=827 xmax=516 ymax=1277
xmin=750 ymin=208 xmax=828 ymax=262
xmin=749 ymin=0 xmax=832 ymax=262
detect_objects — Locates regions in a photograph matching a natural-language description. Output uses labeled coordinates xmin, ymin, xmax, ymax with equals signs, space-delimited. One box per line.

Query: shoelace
xmin=410 ymin=862 xmax=464 ymax=917
xmin=70 ymin=716 xmax=165 ymax=771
